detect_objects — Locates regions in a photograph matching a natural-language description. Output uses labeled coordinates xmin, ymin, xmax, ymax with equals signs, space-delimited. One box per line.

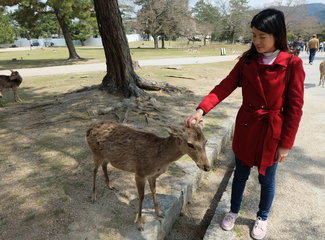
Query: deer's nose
xmin=204 ymin=165 xmax=210 ymax=172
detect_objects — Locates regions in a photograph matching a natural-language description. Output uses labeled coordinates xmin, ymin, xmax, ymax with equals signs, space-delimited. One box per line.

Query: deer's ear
xmin=197 ymin=120 xmax=205 ymax=130
xmin=161 ymin=125 xmax=181 ymax=136
xmin=9 ymin=69 xmax=13 ymax=73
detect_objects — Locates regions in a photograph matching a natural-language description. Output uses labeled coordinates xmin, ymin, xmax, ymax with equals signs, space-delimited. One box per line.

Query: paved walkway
xmin=204 ymin=51 xmax=325 ymax=240
xmin=0 ymin=55 xmax=239 ymax=77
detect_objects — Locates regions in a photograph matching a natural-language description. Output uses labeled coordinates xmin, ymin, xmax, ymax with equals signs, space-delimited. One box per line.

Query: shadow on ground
xmin=0 ymin=78 xmax=240 ymax=240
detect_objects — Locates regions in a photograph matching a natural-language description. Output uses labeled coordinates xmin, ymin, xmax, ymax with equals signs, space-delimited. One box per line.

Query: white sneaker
xmin=221 ymin=212 xmax=238 ymax=231
xmin=251 ymin=217 xmax=268 ymax=239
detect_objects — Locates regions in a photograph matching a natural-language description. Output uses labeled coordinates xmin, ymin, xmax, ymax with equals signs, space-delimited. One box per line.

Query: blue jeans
xmin=230 ymin=157 xmax=278 ymax=220
xmin=309 ymin=48 xmax=317 ymax=63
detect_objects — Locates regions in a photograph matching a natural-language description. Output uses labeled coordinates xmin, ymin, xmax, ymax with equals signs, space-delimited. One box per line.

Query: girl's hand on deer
xmin=275 ymin=147 xmax=289 ymax=162
xmin=185 ymin=109 xmax=204 ymax=128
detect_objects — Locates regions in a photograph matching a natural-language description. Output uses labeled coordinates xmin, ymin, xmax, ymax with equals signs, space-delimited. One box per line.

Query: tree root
xmin=137 ymin=77 xmax=193 ymax=94
xmin=92 ymin=96 xmax=164 ymax=125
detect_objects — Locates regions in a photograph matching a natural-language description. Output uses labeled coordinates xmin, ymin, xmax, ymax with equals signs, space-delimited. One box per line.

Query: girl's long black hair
xmin=243 ymin=8 xmax=289 ymax=59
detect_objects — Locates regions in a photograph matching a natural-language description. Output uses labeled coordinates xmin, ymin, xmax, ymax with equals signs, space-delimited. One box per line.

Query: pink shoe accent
xmin=221 ymin=212 xmax=238 ymax=231
xmin=251 ymin=217 xmax=268 ymax=239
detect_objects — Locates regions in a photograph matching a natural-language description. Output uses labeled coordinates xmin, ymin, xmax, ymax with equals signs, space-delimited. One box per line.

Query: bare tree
xmin=268 ymin=0 xmax=322 ymax=39
xmin=135 ymin=0 xmax=189 ymax=49
xmin=213 ymin=0 xmax=250 ymax=43
xmin=192 ymin=0 xmax=222 ymax=45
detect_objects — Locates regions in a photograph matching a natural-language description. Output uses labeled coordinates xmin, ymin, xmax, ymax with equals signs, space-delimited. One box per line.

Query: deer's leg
xmin=0 ymin=89 xmax=3 ymax=107
xmin=0 ymin=89 xmax=4 ymax=107
xmin=148 ymin=177 xmax=164 ymax=218
xmin=12 ymin=87 xmax=22 ymax=102
xmin=92 ymin=163 xmax=99 ymax=203
xmin=101 ymin=162 xmax=116 ymax=190
xmin=135 ymin=174 xmax=146 ymax=231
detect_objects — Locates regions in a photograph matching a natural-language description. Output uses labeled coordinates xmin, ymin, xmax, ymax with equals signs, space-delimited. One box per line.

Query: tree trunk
xmin=55 ymin=11 xmax=82 ymax=60
xmin=153 ymin=35 xmax=159 ymax=49
xmin=93 ymin=0 xmax=146 ymax=97
xmin=161 ymin=36 xmax=166 ymax=49
xmin=93 ymin=0 xmax=191 ymax=98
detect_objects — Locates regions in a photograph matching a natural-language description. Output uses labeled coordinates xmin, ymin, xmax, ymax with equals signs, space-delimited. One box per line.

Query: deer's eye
xmin=187 ymin=143 xmax=195 ymax=149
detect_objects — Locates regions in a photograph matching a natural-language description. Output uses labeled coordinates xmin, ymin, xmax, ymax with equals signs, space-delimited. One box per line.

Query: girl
xmin=185 ymin=9 xmax=305 ymax=240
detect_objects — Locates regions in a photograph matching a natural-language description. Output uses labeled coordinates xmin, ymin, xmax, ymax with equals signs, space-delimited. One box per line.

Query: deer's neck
xmin=159 ymin=136 xmax=183 ymax=165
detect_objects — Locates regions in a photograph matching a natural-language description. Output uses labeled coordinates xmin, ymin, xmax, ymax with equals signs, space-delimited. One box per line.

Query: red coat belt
xmin=251 ymin=107 xmax=282 ymax=175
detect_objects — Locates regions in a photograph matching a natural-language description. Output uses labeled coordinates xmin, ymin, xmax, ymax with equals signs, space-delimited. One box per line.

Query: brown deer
xmin=86 ymin=121 xmax=210 ymax=231
xmin=319 ymin=61 xmax=325 ymax=88
xmin=0 ymin=70 xmax=23 ymax=106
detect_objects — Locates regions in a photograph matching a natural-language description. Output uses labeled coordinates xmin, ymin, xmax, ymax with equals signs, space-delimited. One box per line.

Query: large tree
xmin=13 ymin=10 xmax=60 ymax=39
xmin=0 ymin=8 xmax=15 ymax=44
xmin=0 ymin=0 xmax=20 ymax=6
xmin=11 ymin=0 xmax=94 ymax=59
xmin=93 ymin=0 xmax=185 ymax=97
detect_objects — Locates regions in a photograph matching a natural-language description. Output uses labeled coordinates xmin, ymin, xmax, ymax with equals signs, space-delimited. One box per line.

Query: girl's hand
xmin=275 ymin=147 xmax=289 ymax=162
xmin=185 ymin=109 xmax=204 ymax=127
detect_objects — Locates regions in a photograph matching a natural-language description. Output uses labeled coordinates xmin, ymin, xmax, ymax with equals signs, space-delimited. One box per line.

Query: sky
xmin=189 ymin=0 xmax=325 ymax=9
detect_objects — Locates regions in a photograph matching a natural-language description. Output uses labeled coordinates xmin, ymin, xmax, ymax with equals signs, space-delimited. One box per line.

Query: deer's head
xmin=166 ymin=124 xmax=210 ymax=172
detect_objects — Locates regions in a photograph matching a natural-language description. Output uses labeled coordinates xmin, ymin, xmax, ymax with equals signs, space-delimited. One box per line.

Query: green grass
xmin=22 ymin=213 xmax=36 ymax=224
xmin=0 ymin=42 xmax=249 ymax=70
xmin=53 ymin=208 xmax=65 ymax=216
xmin=130 ymin=42 xmax=248 ymax=60
xmin=0 ymin=47 xmax=106 ymax=70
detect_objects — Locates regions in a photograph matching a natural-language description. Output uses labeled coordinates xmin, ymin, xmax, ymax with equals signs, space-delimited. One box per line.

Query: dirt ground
xmin=166 ymin=142 xmax=235 ymax=240
xmin=0 ymin=63 xmax=241 ymax=240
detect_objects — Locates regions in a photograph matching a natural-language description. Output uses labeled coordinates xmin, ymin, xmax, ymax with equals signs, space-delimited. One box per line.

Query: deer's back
xmin=0 ymin=76 xmax=11 ymax=88
xmin=320 ymin=62 xmax=325 ymax=73
xmin=87 ymin=122 xmax=168 ymax=174
xmin=0 ymin=75 xmax=22 ymax=88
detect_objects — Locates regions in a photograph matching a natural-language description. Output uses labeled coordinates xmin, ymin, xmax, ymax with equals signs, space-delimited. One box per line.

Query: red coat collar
xmin=273 ymin=51 xmax=292 ymax=67
xmin=242 ymin=51 xmax=291 ymax=67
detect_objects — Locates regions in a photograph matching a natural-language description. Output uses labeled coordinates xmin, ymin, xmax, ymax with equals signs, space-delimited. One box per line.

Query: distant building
xmin=1 ymin=34 xmax=151 ymax=48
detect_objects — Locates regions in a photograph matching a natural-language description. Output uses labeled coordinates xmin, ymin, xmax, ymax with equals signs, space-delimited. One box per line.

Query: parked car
xmin=31 ymin=40 xmax=40 ymax=46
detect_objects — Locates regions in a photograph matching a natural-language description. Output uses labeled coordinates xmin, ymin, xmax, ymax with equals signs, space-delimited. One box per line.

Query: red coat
xmin=198 ymin=51 xmax=305 ymax=175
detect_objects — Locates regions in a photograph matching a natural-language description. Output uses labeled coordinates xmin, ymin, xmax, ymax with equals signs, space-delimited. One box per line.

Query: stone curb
xmin=124 ymin=116 xmax=235 ymax=240
xmin=203 ymin=171 xmax=236 ymax=240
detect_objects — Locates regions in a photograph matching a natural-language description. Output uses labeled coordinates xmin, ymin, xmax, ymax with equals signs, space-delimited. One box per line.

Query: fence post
xmin=220 ymin=48 xmax=226 ymax=55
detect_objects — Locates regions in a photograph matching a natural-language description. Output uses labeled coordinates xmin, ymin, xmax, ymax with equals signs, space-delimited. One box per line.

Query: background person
xmin=292 ymin=35 xmax=304 ymax=56
xmin=185 ymin=8 xmax=305 ymax=240
xmin=308 ymin=34 xmax=320 ymax=65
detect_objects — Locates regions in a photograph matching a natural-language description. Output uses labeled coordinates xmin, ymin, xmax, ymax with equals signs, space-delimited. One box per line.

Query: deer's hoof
xmin=157 ymin=211 xmax=165 ymax=218
xmin=136 ymin=217 xmax=144 ymax=231
xmin=137 ymin=222 xmax=144 ymax=231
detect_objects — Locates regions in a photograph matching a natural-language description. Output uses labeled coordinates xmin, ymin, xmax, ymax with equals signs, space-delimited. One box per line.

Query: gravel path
xmin=0 ymin=55 xmax=239 ymax=77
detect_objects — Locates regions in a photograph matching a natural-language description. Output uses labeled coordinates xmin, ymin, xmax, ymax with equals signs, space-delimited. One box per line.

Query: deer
xmin=0 ymin=69 xmax=23 ymax=106
xmin=319 ymin=61 xmax=325 ymax=88
xmin=86 ymin=121 xmax=210 ymax=231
